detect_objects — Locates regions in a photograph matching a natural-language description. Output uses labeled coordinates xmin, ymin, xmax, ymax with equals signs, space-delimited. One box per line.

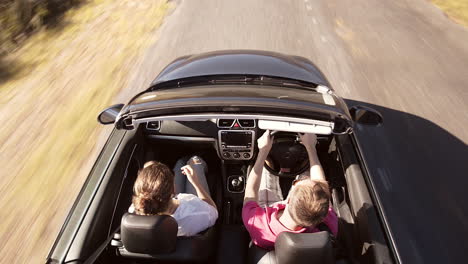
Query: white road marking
xmin=306 ymin=5 xmax=312 ymax=11
xmin=304 ymin=0 xmax=309 ymax=2
xmin=420 ymin=36 xmax=435 ymax=51
xmin=321 ymin=36 xmax=327 ymax=42
xmin=341 ymin=81 xmax=350 ymax=95
xmin=312 ymin=18 xmax=318 ymax=25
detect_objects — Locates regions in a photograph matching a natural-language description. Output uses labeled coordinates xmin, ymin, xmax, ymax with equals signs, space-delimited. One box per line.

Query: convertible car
xmin=46 ymin=50 xmax=393 ymax=264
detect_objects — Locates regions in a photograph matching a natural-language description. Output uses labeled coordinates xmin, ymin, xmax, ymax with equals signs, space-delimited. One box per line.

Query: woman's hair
xmin=288 ymin=179 xmax=330 ymax=227
xmin=132 ymin=161 xmax=174 ymax=215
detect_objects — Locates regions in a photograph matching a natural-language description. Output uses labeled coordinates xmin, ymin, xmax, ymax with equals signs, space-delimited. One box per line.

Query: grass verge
xmin=0 ymin=0 xmax=169 ymax=262
xmin=432 ymin=0 xmax=468 ymax=26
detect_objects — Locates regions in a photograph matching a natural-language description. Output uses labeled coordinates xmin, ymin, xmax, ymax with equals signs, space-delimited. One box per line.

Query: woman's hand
xmin=181 ymin=165 xmax=200 ymax=186
xmin=181 ymin=164 xmax=216 ymax=209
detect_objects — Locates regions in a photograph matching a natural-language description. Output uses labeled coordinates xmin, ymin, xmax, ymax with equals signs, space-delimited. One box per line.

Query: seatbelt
xmin=83 ymin=226 xmax=120 ymax=264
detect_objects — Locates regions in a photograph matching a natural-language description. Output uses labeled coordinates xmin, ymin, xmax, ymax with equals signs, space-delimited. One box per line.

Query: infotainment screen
xmin=221 ymin=131 xmax=252 ymax=147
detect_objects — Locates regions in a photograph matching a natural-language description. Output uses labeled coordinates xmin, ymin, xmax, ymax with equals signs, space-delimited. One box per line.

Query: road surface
xmin=113 ymin=0 xmax=468 ymax=263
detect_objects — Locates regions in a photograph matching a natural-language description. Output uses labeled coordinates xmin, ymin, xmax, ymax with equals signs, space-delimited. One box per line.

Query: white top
xmin=258 ymin=167 xmax=311 ymax=207
xmin=172 ymin=193 xmax=218 ymax=236
xmin=128 ymin=193 xmax=218 ymax=237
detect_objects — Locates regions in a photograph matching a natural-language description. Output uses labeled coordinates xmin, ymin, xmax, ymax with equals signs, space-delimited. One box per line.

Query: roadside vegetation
xmin=432 ymin=0 xmax=468 ymax=26
xmin=0 ymin=0 xmax=168 ymax=262
xmin=1 ymin=0 xmax=85 ymax=78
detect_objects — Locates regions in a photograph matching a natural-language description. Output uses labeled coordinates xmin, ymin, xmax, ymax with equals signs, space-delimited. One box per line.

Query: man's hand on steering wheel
xmin=257 ymin=130 xmax=273 ymax=153
xmin=244 ymin=130 xmax=273 ymax=204
xmin=298 ymin=133 xmax=317 ymax=149
xmin=261 ymin=131 xmax=311 ymax=177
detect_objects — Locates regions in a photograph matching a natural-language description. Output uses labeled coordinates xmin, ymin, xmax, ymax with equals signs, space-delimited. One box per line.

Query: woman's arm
xmin=182 ymin=165 xmax=217 ymax=209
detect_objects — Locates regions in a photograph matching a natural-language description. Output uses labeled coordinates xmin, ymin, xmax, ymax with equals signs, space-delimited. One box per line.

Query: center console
xmin=216 ymin=119 xmax=256 ymax=223
xmin=218 ymin=130 xmax=255 ymax=160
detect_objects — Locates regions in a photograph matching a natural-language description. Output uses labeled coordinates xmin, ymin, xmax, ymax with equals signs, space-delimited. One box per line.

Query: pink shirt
xmin=242 ymin=201 xmax=338 ymax=250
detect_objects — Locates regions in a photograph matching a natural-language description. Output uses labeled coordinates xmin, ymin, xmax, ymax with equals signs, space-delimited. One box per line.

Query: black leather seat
xmin=248 ymin=231 xmax=334 ymax=264
xmin=117 ymin=213 xmax=217 ymax=263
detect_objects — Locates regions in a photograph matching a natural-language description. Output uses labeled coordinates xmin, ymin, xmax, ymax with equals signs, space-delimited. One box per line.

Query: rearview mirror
xmin=97 ymin=104 xmax=124 ymax=125
xmin=349 ymin=105 xmax=383 ymax=126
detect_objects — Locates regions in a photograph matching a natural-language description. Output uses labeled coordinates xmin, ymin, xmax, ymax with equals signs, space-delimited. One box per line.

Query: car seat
xmin=116 ymin=213 xmax=217 ymax=263
xmin=248 ymin=231 xmax=334 ymax=264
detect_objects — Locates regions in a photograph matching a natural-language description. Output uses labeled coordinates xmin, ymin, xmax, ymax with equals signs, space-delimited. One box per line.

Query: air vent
xmin=238 ymin=119 xmax=255 ymax=128
xmin=146 ymin=121 xmax=160 ymax=131
xmin=218 ymin=119 xmax=235 ymax=128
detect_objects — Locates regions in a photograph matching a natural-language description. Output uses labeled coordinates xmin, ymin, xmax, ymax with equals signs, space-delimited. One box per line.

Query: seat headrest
xmin=121 ymin=213 xmax=178 ymax=254
xmin=274 ymin=231 xmax=333 ymax=264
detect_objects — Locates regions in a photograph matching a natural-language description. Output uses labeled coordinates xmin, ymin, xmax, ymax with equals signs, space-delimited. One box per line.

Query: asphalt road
xmin=114 ymin=0 xmax=468 ymax=263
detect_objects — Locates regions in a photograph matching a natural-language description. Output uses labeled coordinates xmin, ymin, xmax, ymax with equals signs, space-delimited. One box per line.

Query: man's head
xmin=287 ymin=179 xmax=330 ymax=227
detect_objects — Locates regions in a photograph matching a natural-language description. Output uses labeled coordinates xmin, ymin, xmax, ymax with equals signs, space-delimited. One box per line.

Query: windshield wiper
xmin=149 ymin=74 xmax=318 ymax=91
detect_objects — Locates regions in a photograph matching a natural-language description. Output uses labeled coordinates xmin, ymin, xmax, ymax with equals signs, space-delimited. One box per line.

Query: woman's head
xmin=132 ymin=161 xmax=174 ymax=215
xmin=287 ymin=179 xmax=330 ymax=227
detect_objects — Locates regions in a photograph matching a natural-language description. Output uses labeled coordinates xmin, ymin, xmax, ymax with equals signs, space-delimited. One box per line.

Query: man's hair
xmin=132 ymin=161 xmax=174 ymax=215
xmin=288 ymin=179 xmax=330 ymax=227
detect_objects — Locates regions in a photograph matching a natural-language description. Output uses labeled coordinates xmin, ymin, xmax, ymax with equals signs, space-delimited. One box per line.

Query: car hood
xmin=150 ymin=50 xmax=331 ymax=87
xmin=115 ymin=51 xmax=352 ymax=132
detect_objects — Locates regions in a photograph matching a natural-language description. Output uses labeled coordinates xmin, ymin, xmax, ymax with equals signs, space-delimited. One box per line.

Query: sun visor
xmin=258 ymin=120 xmax=332 ymax=135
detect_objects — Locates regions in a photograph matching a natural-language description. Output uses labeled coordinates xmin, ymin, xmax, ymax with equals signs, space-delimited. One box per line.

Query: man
xmin=242 ymin=130 xmax=338 ymax=249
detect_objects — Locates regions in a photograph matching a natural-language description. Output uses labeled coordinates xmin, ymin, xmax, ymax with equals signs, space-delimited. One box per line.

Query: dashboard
xmin=143 ymin=118 xmax=258 ymax=161
xmin=218 ymin=119 xmax=256 ymax=160
xmin=142 ymin=115 xmax=332 ymax=162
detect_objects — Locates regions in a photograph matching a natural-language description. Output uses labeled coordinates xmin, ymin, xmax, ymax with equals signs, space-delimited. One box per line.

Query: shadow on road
xmin=345 ymin=99 xmax=468 ymax=263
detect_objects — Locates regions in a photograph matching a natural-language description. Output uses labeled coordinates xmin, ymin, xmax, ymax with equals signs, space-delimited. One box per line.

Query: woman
xmin=130 ymin=156 xmax=218 ymax=236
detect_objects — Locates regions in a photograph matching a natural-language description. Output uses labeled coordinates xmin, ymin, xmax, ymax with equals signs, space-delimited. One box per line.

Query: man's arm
xmin=244 ymin=130 xmax=272 ymax=205
xmin=299 ymin=133 xmax=326 ymax=181
xmin=182 ymin=166 xmax=217 ymax=209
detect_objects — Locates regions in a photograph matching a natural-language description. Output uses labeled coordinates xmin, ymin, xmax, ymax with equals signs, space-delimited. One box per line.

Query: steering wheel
xmin=264 ymin=131 xmax=310 ymax=178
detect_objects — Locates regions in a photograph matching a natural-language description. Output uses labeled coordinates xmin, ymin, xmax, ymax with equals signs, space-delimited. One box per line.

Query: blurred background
xmin=0 ymin=0 xmax=467 ymax=263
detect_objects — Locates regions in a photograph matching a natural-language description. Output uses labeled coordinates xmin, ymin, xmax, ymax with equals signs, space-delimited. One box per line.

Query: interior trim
xmin=146 ymin=121 xmax=161 ymax=131
xmin=134 ymin=114 xmax=334 ymax=129
xmin=148 ymin=134 xmax=216 ymax=142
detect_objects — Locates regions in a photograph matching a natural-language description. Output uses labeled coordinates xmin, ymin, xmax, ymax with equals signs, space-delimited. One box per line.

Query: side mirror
xmin=97 ymin=104 xmax=124 ymax=125
xmin=349 ymin=105 xmax=383 ymax=126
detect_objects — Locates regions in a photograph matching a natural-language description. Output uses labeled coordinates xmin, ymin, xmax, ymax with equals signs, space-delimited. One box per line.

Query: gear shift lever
xmin=232 ymin=178 xmax=241 ymax=187
xmin=227 ymin=175 xmax=245 ymax=193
